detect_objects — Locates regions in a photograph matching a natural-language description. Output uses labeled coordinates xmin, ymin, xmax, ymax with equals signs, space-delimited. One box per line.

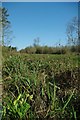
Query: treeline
xmin=2 ymin=45 xmax=80 ymax=55
xmin=2 ymin=46 xmax=17 ymax=52
xmin=2 ymin=46 xmax=17 ymax=57
xmin=19 ymin=45 xmax=80 ymax=54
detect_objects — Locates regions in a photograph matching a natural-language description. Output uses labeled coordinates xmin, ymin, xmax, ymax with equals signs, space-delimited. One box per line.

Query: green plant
xmin=2 ymin=93 xmax=31 ymax=119
xmin=2 ymin=54 xmax=79 ymax=119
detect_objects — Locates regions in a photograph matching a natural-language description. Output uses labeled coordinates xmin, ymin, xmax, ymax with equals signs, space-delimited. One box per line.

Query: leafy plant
xmin=2 ymin=93 xmax=31 ymax=119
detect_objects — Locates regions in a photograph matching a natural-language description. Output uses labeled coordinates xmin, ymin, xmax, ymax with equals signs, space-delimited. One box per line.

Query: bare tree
xmin=66 ymin=17 xmax=80 ymax=46
xmin=33 ymin=37 xmax=40 ymax=47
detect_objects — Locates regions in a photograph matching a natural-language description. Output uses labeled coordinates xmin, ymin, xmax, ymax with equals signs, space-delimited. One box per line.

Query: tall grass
xmin=2 ymin=54 xmax=80 ymax=119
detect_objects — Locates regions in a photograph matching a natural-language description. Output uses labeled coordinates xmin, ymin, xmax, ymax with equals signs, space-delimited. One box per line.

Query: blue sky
xmin=2 ymin=2 xmax=78 ymax=50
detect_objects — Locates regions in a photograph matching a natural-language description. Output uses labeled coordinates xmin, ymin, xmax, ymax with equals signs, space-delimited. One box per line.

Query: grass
xmin=1 ymin=53 xmax=80 ymax=120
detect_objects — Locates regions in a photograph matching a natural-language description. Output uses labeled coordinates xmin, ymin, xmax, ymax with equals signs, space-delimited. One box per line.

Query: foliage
xmin=19 ymin=45 xmax=80 ymax=54
xmin=0 ymin=7 xmax=12 ymax=46
xmin=20 ymin=46 xmax=68 ymax=54
xmin=2 ymin=54 xmax=80 ymax=120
